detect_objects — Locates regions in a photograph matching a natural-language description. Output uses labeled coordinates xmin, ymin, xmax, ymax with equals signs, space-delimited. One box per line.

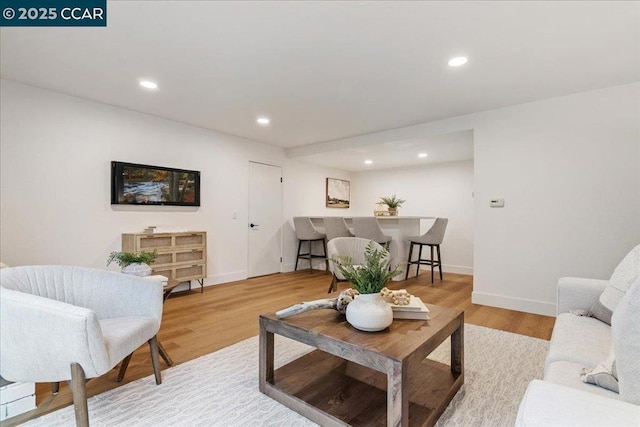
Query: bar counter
xmin=309 ymin=216 xmax=435 ymax=281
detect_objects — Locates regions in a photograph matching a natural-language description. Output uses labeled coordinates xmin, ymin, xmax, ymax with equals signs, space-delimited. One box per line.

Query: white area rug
xmin=24 ymin=324 xmax=548 ymax=426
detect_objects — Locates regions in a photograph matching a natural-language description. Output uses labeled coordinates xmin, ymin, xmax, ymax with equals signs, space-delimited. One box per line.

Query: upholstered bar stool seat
xmin=405 ymin=218 xmax=448 ymax=283
xmin=353 ymin=217 xmax=392 ymax=246
xmin=324 ymin=217 xmax=354 ymax=242
xmin=293 ymin=216 xmax=328 ymax=273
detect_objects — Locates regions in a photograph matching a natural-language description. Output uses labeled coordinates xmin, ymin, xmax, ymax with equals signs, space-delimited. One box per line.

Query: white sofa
xmin=516 ymin=274 xmax=640 ymax=426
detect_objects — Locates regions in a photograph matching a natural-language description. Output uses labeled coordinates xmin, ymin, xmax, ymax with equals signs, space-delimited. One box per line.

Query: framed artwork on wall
xmin=326 ymin=178 xmax=350 ymax=208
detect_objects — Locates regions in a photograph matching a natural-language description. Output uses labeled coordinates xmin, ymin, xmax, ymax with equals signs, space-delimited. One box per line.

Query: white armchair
xmin=327 ymin=237 xmax=387 ymax=293
xmin=0 ymin=266 xmax=164 ymax=426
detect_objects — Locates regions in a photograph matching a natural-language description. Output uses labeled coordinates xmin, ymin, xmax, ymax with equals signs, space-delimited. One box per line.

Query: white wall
xmin=0 ymin=80 xmax=345 ymax=284
xmin=288 ymin=81 xmax=640 ymax=316
xmin=3 ymin=80 xmax=638 ymax=316
xmin=350 ymin=160 xmax=474 ymax=274
xmin=472 ymin=83 xmax=640 ymax=315
xmin=282 ymin=159 xmax=351 ymax=271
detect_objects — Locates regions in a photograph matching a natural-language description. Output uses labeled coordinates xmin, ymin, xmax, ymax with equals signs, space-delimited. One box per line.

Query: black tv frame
xmin=111 ymin=161 xmax=201 ymax=206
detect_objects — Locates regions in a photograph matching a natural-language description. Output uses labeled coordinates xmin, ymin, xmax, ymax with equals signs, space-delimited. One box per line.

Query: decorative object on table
xmin=326 ymin=177 xmax=350 ymax=208
xmin=332 ymin=241 xmax=402 ymax=331
xmin=381 ymin=287 xmax=430 ymax=320
xmin=107 ymin=250 xmax=158 ymax=277
xmin=380 ymin=287 xmax=412 ymax=305
xmin=378 ymin=194 xmax=406 ymax=216
xmin=275 ymin=289 xmax=358 ymax=319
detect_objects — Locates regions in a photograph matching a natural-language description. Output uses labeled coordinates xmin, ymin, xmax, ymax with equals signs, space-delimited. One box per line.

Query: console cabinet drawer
xmin=122 ymin=231 xmax=207 ymax=291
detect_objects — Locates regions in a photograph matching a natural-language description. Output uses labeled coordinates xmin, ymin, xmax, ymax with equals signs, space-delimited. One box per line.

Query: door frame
xmin=247 ymin=161 xmax=283 ymax=277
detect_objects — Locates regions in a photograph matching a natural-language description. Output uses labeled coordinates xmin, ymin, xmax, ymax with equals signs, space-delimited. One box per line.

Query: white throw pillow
xmin=591 ymin=244 xmax=640 ymax=325
xmin=581 ymin=346 xmax=618 ymax=393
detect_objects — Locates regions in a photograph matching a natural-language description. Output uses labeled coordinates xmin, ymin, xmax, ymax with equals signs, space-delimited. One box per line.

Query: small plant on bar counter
xmin=378 ymin=194 xmax=406 ymax=209
xmin=332 ymin=241 xmax=402 ymax=294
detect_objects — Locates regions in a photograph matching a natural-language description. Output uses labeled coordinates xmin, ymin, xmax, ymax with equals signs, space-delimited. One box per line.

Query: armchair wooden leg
xmin=148 ymin=336 xmax=162 ymax=385
xmin=158 ymin=341 xmax=174 ymax=366
xmin=117 ymin=353 xmax=133 ymax=382
xmin=52 ymin=382 xmax=60 ymax=394
xmin=327 ymin=274 xmax=337 ymax=293
xmin=69 ymin=363 xmax=89 ymax=427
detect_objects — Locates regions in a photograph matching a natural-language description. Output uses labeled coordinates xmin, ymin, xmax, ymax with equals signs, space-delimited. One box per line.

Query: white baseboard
xmin=472 ymin=291 xmax=556 ymax=317
xmin=284 ymin=263 xmax=472 ymax=275
xmin=440 ymin=264 xmax=473 ymax=275
xmin=283 ymin=261 xmax=328 ymax=273
xmin=282 ymin=262 xmax=295 ymax=273
xmin=199 ymin=270 xmax=248 ymax=287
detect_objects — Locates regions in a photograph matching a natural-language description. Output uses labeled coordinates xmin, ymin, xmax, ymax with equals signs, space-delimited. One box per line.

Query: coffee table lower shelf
xmin=263 ymin=349 xmax=463 ymax=427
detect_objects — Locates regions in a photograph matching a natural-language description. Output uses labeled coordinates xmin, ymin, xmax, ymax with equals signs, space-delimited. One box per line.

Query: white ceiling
xmin=299 ymin=130 xmax=474 ymax=172
xmin=1 ymin=1 xmax=639 ymax=170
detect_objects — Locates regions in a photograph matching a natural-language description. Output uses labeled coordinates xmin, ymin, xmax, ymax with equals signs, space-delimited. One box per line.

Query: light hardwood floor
xmin=13 ymin=271 xmax=555 ymax=425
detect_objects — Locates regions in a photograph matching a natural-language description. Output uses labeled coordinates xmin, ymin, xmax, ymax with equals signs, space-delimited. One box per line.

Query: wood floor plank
xmin=5 ymin=271 xmax=554 ymax=426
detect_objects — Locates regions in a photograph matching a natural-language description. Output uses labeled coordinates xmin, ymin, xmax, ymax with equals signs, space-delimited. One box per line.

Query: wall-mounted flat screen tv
xmin=111 ymin=161 xmax=201 ymax=206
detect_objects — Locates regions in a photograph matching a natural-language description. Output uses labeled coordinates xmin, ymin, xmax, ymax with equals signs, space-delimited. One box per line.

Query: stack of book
xmin=389 ymin=296 xmax=430 ymax=320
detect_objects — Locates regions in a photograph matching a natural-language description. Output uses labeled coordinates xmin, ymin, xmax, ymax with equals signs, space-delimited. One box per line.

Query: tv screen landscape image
xmin=111 ymin=161 xmax=201 ymax=206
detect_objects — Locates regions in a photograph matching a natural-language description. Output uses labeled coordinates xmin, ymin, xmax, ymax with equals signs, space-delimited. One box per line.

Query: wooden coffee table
xmin=259 ymin=304 xmax=464 ymax=426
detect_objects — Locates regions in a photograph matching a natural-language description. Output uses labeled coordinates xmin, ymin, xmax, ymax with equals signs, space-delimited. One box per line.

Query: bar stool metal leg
xmin=430 ymin=245 xmax=435 ymax=283
xmin=405 ymin=242 xmax=414 ymax=280
xmin=294 ymin=240 xmax=302 ymax=271
xmin=437 ymin=244 xmax=443 ymax=280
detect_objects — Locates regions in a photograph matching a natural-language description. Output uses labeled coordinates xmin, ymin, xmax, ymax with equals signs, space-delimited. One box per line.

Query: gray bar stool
xmin=293 ymin=217 xmax=328 ymax=273
xmin=353 ymin=217 xmax=392 ymax=246
xmin=324 ymin=217 xmax=354 ymax=242
xmin=405 ymin=218 xmax=448 ymax=283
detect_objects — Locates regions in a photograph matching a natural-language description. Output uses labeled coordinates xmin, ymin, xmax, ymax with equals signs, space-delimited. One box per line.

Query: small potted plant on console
xmin=107 ymin=250 xmax=158 ymax=277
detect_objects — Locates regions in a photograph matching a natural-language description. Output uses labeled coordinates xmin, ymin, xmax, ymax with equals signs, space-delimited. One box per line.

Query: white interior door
xmin=248 ymin=162 xmax=283 ymax=277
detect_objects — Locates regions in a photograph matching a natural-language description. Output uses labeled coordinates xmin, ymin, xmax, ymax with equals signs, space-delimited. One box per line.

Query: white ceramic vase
xmin=122 ymin=262 xmax=152 ymax=277
xmin=346 ymin=292 xmax=393 ymax=332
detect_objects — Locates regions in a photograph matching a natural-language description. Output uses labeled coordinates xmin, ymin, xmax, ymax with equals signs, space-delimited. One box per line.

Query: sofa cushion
xmin=591 ymin=244 xmax=640 ymax=325
xmin=545 ymin=313 xmax=611 ymax=369
xmin=516 ymin=380 xmax=640 ymax=427
xmin=612 ymin=275 xmax=640 ymax=405
xmin=545 ymin=360 xmax=622 ymax=401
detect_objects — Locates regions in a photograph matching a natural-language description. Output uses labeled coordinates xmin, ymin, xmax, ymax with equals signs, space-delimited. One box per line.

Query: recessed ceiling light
xmin=256 ymin=117 xmax=270 ymax=126
xmin=448 ymin=56 xmax=468 ymax=67
xmin=139 ymin=80 xmax=158 ymax=89
xmin=418 ymin=153 xmax=428 ymax=158
xmin=364 ymin=160 xmax=373 ymax=165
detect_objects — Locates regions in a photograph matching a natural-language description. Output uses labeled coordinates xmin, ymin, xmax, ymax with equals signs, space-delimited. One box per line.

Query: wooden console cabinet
xmin=122 ymin=231 xmax=207 ymax=292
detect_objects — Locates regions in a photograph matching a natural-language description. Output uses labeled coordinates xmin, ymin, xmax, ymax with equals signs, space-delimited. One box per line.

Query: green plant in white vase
xmin=107 ymin=250 xmax=157 ymax=277
xmin=332 ymin=241 xmax=402 ymax=331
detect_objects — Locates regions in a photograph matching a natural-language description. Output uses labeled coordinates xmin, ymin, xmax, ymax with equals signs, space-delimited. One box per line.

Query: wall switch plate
xmin=490 ymin=199 xmax=505 ymax=208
